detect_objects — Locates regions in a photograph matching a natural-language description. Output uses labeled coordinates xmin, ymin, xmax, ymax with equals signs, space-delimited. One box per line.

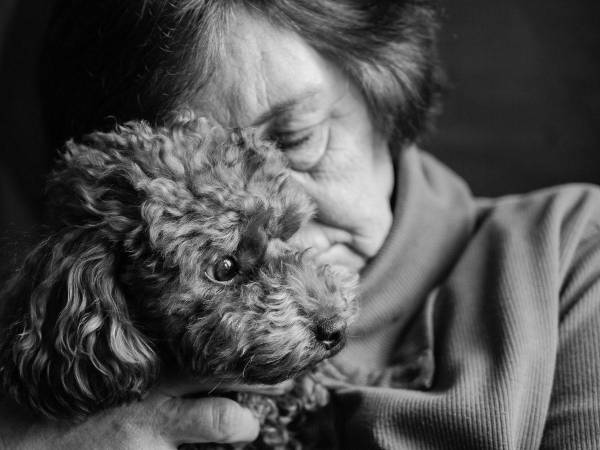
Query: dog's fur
xmin=0 ymin=113 xmax=356 ymax=448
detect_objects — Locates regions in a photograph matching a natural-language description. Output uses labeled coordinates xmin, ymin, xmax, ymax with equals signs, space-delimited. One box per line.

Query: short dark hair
xmin=41 ymin=0 xmax=442 ymax=150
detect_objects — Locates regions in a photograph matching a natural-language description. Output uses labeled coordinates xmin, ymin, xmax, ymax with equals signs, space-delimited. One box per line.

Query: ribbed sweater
xmin=332 ymin=147 xmax=600 ymax=449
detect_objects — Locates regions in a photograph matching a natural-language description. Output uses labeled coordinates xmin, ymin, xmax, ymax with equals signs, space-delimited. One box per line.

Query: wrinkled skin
xmin=194 ymin=11 xmax=395 ymax=274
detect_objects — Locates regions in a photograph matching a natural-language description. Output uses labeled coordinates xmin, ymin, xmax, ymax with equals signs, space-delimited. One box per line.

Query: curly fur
xmin=0 ymin=113 xmax=356 ymax=448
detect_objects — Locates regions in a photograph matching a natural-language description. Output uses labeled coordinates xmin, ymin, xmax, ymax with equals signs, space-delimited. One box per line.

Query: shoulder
xmin=477 ymin=184 xmax=600 ymax=251
xmin=474 ymin=184 xmax=600 ymax=312
xmin=479 ymin=183 xmax=600 ymax=235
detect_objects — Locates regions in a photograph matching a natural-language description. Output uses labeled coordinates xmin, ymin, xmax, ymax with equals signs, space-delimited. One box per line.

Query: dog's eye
xmin=206 ymin=256 xmax=239 ymax=283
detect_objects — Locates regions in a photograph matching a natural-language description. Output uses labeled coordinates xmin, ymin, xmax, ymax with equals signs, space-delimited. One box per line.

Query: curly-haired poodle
xmin=0 ymin=113 xmax=356 ymax=449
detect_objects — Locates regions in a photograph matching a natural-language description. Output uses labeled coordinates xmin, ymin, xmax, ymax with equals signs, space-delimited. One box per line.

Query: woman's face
xmin=193 ymin=12 xmax=395 ymax=273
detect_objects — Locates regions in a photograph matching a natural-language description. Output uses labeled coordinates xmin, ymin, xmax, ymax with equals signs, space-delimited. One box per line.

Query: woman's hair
xmin=41 ymin=0 xmax=442 ymax=150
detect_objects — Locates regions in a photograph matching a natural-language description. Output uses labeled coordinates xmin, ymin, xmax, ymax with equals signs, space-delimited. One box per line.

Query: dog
xmin=0 ymin=113 xmax=356 ymax=449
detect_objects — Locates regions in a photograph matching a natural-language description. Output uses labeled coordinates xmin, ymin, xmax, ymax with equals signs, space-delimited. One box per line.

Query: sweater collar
xmin=353 ymin=145 xmax=476 ymax=335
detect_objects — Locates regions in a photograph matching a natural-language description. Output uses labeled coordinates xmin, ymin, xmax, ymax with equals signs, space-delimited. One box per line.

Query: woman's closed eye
xmin=269 ymin=124 xmax=328 ymax=171
xmin=272 ymin=129 xmax=313 ymax=150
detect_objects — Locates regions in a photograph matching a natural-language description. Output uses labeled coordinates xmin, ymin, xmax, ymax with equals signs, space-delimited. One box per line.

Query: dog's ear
xmin=0 ymin=137 xmax=160 ymax=420
xmin=0 ymin=230 xmax=159 ymax=420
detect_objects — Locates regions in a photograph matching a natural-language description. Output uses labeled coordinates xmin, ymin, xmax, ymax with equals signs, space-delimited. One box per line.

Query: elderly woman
xmin=1 ymin=0 xmax=599 ymax=448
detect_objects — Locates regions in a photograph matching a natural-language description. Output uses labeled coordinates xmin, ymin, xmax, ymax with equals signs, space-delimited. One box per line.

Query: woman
xmin=2 ymin=0 xmax=600 ymax=448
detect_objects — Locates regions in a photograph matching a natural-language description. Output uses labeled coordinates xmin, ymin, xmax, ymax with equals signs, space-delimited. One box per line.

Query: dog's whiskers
xmin=207 ymin=379 xmax=225 ymax=396
xmin=241 ymin=354 xmax=255 ymax=380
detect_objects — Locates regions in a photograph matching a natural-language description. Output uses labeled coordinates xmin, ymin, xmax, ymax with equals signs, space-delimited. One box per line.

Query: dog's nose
xmin=315 ymin=318 xmax=346 ymax=352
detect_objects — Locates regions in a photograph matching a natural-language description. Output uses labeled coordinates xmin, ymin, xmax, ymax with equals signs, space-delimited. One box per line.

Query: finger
xmin=160 ymin=396 xmax=260 ymax=446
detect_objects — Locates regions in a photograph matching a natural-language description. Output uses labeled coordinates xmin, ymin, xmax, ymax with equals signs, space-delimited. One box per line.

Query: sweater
xmin=331 ymin=146 xmax=600 ymax=449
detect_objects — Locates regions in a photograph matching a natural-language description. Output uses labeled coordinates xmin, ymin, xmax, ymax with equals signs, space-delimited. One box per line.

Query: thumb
xmin=159 ymin=396 xmax=260 ymax=446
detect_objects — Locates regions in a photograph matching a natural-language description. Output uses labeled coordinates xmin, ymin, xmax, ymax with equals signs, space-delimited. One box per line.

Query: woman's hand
xmin=0 ymin=378 xmax=260 ymax=450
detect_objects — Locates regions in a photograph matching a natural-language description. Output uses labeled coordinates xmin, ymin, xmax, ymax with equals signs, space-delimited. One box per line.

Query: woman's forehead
xmin=192 ymin=12 xmax=343 ymax=128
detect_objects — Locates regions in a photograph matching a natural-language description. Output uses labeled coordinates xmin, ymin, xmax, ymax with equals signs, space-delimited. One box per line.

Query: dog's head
xmin=0 ymin=113 xmax=356 ymax=420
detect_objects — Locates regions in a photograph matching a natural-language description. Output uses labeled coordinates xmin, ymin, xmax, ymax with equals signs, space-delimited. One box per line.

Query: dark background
xmin=429 ymin=0 xmax=600 ymax=196
xmin=1 ymin=0 xmax=599 ymax=237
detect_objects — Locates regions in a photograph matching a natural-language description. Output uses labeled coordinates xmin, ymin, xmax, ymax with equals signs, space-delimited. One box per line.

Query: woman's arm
xmin=540 ymin=229 xmax=600 ymax=449
xmin=329 ymin=185 xmax=600 ymax=449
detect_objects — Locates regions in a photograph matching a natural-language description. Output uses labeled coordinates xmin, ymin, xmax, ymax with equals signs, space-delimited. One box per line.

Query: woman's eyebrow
xmin=251 ymin=87 xmax=322 ymax=126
